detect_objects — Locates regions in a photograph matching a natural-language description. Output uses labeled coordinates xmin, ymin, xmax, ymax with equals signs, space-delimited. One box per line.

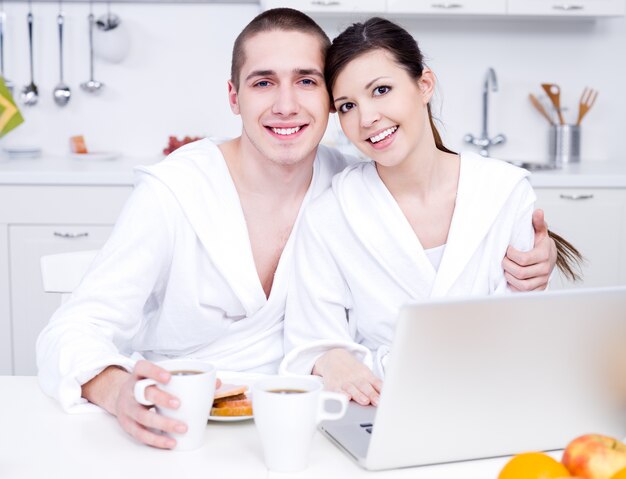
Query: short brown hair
xmin=230 ymin=8 xmax=330 ymax=90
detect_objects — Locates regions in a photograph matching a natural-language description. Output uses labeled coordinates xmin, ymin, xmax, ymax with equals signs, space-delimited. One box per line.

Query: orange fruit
xmin=611 ymin=467 xmax=626 ymax=479
xmin=498 ymin=452 xmax=571 ymax=479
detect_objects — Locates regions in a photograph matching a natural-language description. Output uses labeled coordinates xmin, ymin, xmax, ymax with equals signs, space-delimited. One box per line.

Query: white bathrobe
xmin=281 ymin=152 xmax=535 ymax=378
xmin=36 ymin=139 xmax=352 ymax=412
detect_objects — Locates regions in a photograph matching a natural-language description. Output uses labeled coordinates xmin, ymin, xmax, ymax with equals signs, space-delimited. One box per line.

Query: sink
xmin=507 ymin=161 xmax=560 ymax=172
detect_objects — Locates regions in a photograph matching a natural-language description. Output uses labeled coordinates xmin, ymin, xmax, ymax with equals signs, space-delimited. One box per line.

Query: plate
xmin=3 ymin=146 xmax=42 ymax=159
xmin=70 ymin=152 xmax=120 ymax=161
xmin=207 ymin=371 xmax=268 ymax=423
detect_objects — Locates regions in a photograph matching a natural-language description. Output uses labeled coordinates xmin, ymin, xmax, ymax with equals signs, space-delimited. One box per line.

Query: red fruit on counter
xmin=162 ymin=135 xmax=203 ymax=155
xmin=562 ymin=434 xmax=626 ymax=479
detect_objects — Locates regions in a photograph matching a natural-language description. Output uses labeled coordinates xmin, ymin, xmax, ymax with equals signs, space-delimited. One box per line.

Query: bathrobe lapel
xmin=334 ymin=162 xmax=437 ymax=298
xmin=430 ymin=153 xmax=530 ymax=297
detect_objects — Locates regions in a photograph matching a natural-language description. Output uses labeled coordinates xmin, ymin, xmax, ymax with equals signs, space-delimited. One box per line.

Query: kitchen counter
xmin=0 ymin=154 xmax=160 ymax=186
xmin=0 ymin=154 xmax=625 ymax=188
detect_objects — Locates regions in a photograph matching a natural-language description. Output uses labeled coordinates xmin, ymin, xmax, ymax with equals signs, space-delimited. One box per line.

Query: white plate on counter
xmin=208 ymin=371 xmax=269 ymax=423
xmin=70 ymin=152 xmax=120 ymax=161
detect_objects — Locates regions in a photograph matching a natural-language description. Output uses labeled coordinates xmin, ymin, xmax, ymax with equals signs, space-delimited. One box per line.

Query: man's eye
xmin=255 ymin=80 xmax=271 ymax=88
xmin=338 ymin=102 xmax=355 ymax=114
xmin=373 ymin=86 xmax=390 ymax=96
xmin=300 ymin=78 xmax=316 ymax=86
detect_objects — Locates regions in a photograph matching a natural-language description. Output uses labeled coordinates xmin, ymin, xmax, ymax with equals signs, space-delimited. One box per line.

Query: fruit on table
xmin=498 ymin=452 xmax=571 ymax=479
xmin=610 ymin=467 xmax=626 ymax=479
xmin=163 ymin=135 xmax=203 ymax=155
xmin=562 ymin=434 xmax=626 ymax=479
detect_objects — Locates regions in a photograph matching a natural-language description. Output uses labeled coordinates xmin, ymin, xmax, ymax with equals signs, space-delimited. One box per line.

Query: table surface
xmin=0 ymin=376 xmax=563 ymax=479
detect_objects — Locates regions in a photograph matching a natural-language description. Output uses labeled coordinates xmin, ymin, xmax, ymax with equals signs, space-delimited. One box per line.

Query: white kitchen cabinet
xmin=0 ymin=184 xmax=133 ymax=375
xmin=260 ymin=0 xmax=386 ymax=14
xmin=9 ymin=225 xmax=114 ymax=376
xmin=508 ymin=0 xmax=625 ymax=16
xmin=388 ymin=0 xmax=506 ymax=15
xmin=534 ymin=187 xmax=626 ymax=289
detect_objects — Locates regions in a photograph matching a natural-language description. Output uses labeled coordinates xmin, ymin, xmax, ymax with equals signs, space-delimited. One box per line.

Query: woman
xmin=281 ymin=18 xmax=582 ymax=406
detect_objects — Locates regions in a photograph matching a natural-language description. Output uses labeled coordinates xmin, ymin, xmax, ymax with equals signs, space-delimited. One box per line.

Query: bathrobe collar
xmin=333 ymin=152 xmax=529 ymax=298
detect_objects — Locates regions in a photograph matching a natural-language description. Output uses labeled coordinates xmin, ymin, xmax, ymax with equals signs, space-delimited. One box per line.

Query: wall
xmin=1 ymin=2 xmax=625 ymax=163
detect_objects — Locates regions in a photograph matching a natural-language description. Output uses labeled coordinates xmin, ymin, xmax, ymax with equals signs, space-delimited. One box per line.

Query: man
xmin=36 ymin=8 xmax=556 ymax=450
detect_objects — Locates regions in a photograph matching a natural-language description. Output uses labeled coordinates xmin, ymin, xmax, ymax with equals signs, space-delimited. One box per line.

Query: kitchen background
xmin=0 ymin=1 xmax=624 ymax=162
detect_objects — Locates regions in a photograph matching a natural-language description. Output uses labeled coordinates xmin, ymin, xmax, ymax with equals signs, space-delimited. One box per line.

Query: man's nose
xmin=272 ymin=85 xmax=300 ymax=116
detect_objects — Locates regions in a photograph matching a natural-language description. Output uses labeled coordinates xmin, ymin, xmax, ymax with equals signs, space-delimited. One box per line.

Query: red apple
xmin=562 ymin=434 xmax=626 ymax=479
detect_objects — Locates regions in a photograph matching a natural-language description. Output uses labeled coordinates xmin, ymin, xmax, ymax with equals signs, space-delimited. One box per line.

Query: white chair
xmin=40 ymin=250 xmax=99 ymax=303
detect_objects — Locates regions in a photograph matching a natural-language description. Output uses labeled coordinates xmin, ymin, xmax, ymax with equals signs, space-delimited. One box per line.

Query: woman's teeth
xmin=271 ymin=126 xmax=301 ymax=136
xmin=369 ymin=126 xmax=398 ymax=143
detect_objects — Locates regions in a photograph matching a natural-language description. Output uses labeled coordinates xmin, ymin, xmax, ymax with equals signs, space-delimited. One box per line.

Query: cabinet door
xmin=260 ymin=0 xmax=386 ymax=13
xmin=9 ymin=225 xmax=113 ymax=376
xmin=388 ymin=0 xmax=507 ymax=14
xmin=534 ymin=188 xmax=626 ymax=289
xmin=508 ymin=0 xmax=625 ymax=16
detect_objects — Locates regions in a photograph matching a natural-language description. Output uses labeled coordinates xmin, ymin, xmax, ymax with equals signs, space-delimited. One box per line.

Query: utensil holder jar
xmin=549 ymin=124 xmax=581 ymax=166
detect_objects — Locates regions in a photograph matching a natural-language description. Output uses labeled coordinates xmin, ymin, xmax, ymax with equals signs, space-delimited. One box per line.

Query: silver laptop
xmin=320 ymin=286 xmax=626 ymax=471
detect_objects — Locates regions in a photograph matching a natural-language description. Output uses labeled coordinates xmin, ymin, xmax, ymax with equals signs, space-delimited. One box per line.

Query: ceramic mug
xmin=134 ymin=359 xmax=216 ymax=451
xmin=252 ymin=376 xmax=349 ymax=472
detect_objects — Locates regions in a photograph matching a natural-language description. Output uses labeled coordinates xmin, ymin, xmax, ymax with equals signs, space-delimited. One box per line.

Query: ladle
xmin=20 ymin=9 xmax=38 ymax=106
xmin=53 ymin=11 xmax=70 ymax=106
xmin=80 ymin=12 xmax=104 ymax=93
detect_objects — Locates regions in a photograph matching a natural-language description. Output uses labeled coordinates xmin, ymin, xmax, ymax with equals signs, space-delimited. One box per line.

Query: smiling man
xmin=36 ymin=8 xmax=556 ymax=450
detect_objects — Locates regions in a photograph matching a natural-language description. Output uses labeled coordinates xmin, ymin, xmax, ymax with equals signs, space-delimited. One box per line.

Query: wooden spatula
xmin=541 ymin=83 xmax=565 ymax=125
xmin=576 ymin=87 xmax=598 ymax=126
xmin=529 ymin=93 xmax=554 ymax=125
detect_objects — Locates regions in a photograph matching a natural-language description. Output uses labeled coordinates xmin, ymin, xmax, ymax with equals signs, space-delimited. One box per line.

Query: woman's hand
xmin=313 ymin=348 xmax=383 ymax=406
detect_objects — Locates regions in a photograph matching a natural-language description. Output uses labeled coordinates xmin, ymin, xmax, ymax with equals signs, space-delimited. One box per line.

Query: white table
xmin=0 ymin=376 xmax=542 ymax=479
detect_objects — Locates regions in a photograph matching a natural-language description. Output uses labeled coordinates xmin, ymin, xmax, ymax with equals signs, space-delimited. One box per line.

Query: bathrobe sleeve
xmin=492 ymin=178 xmax=536 ymax=294
xmin=36 ymin=176 xmax=175 ymax=412
xmin=281 ymin=198 xmax=375 ymax=376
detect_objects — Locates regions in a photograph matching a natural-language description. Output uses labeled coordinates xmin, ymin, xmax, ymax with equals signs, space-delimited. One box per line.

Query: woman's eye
xmin=373 ymin=86 xmax=390 ymax=96
xmin=338 ymin=102 xmax=355 ymax=114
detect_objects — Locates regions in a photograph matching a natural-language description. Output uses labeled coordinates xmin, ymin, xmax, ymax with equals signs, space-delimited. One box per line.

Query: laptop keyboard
xmin=359 ymin=423 xmax=373 ymax=434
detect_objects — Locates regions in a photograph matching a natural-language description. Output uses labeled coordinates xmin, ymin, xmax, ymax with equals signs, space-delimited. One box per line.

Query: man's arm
xmin=503 ymin=209 xmax=557 ymax=291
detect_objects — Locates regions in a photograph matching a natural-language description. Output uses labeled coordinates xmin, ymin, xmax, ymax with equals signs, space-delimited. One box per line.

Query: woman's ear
xmin=417 ymin=68 xmax=436 ymax=104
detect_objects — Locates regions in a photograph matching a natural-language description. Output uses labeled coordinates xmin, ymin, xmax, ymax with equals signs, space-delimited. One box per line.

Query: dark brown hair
xmin=324 ymin=17 xmax=454 ymax=155
xmin=325 ymin=17 xmax=583 ymax=282
xmin=230 ymin=8 xmax=331 ymax=91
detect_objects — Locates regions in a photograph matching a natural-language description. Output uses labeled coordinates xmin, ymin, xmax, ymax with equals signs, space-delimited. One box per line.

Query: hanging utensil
xmin=80 ymin=11 xmax=104 ymax=93
xmin=53 ymin=7 xmax=70 ymax=106
xmin=96 ymin=2 xmax=120 ymax=31
xmin=541 ymin=83 xmax=564 ymax=125
xmin=576 ymin=87 xmax=598 ymax=126
xmin=529 ymin=93 xmax=554 ymax=125
xmin=0 ymin=3 xmax=14 ymax=95
xmin=20 ymin=4 xmax=38 ymax=106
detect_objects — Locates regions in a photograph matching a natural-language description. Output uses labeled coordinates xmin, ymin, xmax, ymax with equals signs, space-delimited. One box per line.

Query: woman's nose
xmin=359 ymin=105 xmax=381 ymax=129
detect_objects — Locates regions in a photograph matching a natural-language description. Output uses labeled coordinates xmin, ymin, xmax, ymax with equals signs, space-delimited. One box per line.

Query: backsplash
xmin=1 ymin=2 xmax=625 ymax=162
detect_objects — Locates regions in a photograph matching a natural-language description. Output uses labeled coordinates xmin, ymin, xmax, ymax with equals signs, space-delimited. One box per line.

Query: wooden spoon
xmin=529 ymin=93 xmax=554 ymax=125
xmin=541 ymin=83 xmax=565 ymax=125
xmin=576 ymin=87 xmax=598 ymax=126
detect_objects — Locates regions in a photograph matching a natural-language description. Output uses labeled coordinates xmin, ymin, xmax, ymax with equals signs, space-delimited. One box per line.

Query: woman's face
xmin=331 ymin=49 xmax=435 ymax=168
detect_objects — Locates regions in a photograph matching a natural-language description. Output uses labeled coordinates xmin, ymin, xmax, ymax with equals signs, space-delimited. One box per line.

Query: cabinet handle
xmin=431 ymin=3 xmax=463 ymax=9
xmin=311 ymin=0 xmax=340 ymax=6
xmin=552 ymin=4 xmax=584 ymax=11
xmin=559 ymin=194 xmax=594 ymax=200
xmin=53 ymin=231 xmax=89 ymax=238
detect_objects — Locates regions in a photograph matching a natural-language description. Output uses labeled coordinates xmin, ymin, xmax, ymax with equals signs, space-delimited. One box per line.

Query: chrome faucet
xmin=464 ymin=67 xmax=506 ymax=157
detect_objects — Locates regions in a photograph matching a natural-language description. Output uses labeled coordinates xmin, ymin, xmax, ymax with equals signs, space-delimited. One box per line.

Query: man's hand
xmin=83 ymin=360 xmax=220 ymax=449
xmin=313 ymin=349 xmax=382 ymax=406
xmin=503 ymin=209 xmax=557 ymax=291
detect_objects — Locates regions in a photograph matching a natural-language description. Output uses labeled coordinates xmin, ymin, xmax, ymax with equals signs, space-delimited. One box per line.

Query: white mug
xmin=252 ymin=376 xmax=349 ymax=472
xmin=133 ymin=359 xmax=216 ymax=451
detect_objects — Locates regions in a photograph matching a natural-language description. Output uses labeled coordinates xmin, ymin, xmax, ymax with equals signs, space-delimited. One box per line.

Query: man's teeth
xmin=272 ymin=126 xmax=301 ymax=136
xmin=369 ymin=126 xmax=398 ymax=144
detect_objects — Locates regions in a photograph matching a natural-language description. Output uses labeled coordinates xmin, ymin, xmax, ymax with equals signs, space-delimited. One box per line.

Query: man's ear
xmin=227 ymin=80 xmax=240 ymax=115
xmin=418 ymin=68 xmax=436 ymax=104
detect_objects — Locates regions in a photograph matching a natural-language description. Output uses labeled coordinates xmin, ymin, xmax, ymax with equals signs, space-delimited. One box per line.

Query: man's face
xmin=228 ymin=30 xmax=330 ymax=168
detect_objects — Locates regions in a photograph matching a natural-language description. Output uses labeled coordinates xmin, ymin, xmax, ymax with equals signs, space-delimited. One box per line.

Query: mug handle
xmin=317 ymin=391 xmax=349 ymax=422
xmin=133 ymin=378 xmax=158 ymax=406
